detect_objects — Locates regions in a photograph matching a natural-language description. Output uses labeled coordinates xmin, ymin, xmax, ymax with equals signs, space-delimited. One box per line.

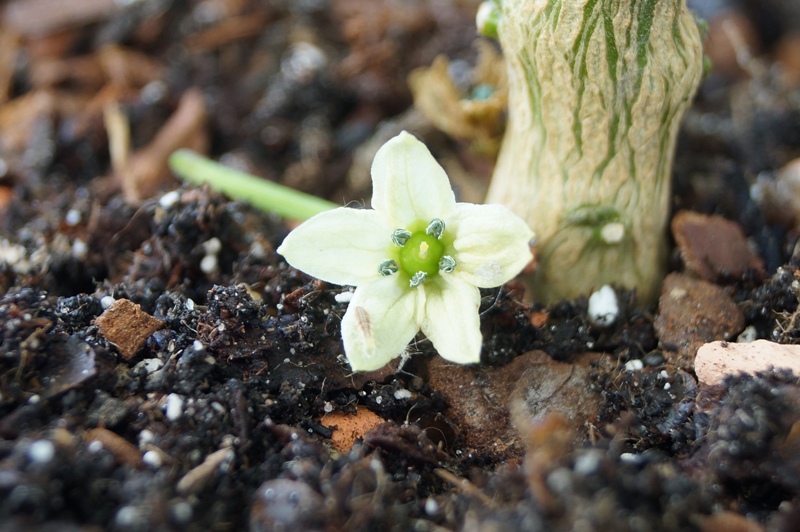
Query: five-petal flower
xmin=277 ymin=131 xmax=534 ymax=371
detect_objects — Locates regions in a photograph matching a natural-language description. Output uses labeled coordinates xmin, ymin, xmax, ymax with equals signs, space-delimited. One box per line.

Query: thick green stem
xmin=169 ymin=150 xmax=338 ymax=220
xmin=485 ymin=0 xmax=703 ymax=304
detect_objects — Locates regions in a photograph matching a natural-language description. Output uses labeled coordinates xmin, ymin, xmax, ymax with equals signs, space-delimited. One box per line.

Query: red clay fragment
xmin=654 ymin=272 xmax=745 ymax=368
xmin=671 ymin=210 xmax=765 ymax=282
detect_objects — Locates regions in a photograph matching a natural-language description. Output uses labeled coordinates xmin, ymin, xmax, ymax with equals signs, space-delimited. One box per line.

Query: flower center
xmin=400 ymin=232 xmax=444 ymax=277
xmin=380 ymin=219 xmax=456 ymax=287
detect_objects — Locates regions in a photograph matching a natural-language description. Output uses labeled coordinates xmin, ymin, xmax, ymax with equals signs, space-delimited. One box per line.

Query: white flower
xmin=277 ymin=131 xmax=534 ymax=371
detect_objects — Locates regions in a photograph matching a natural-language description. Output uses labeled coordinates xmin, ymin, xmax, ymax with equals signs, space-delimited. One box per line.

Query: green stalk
xmin=169 ymin=150 xmax=338 ymax=220
xmin=483 ymin=0 xmax=703 ymax=304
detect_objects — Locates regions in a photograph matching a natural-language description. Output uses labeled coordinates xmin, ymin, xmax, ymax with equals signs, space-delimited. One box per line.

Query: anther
xmin=409 ymin=271 xmax=427 ymax=287
xmin=391 ymin=229 xmax=412 ymax=246
xmin=379 ymin=259 xmax=399 ymax=276
xmin=425 ymin=219 xmax=445 ymax=239
xmin=439 ymin=255 xmax=456 ymax=273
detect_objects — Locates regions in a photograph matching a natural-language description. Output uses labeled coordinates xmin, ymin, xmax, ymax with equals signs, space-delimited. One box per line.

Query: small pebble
xmin=115 ymin=506 xmax=144 ymax=528
xmin=393 ymin=389 xmax=412 ymax=400
xmin=588 ymin=285 xmax=618 ymax=327
xmin=165 ymin=393 xmax=185 ymax=421
xmin=737 ymin=325 xmax=758 ymax=343
xmin=139 ymin=429 xmax=155 ymax=446
xmin=424 ymin=498 xmax=439 ymax=516
xmin=171 ymin=501 xmax=193 ymax=525
xmin=143 ymin=450 xmax=162 ymax=468
xmin=203 ymin=237 xmax=222 ymax=255
xmin=619 ymin=452 xmax=641 ymax=464
xmin=87 ymin=440 xmax=104 ymax=453
xmin=65 ymin=209 xmax=81 ymax=226
xmin=140 ymin=358 xmax=164 ymax=373
xmin=643 ymin=351 xmax=665 ymax=367
xmin=27 ymin=440 xmax=55 ymax=464
xmin=335 ymin=291 xmax=354 ymax=303
xmin=71 ymin=239 xmax=88 ymax=259
xmin=200 ymin=254 xmax=218 ymax=275
xmin=159 ymin=190 xmax=181 ymax=209
xmin=624 ymin=359 xmax=644 ymax=371
xmin=573 ymin=450 xmax=603 ymax=476
xmin=141 ymin=80 xmax=168 ymax=105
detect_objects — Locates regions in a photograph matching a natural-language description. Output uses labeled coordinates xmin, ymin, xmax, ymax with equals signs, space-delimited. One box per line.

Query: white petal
xmin=341 ymin=277 xmax=420 ymax=371
xmin=277 ymin=208 xmax=392 ymax=286
xmin=419 ymin=275 xmax=482 ymax=364
xmin=450 ymin=203 xmax=535 ymax=288
xmin=370 ymin=131 xmax=457 ymax=227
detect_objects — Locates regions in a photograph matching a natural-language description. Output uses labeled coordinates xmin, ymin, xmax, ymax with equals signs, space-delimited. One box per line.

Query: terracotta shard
xmin=695 ymin=340 xmax=800 ymax=386
xmin=671 ymin=210 xmax=765 ymax=282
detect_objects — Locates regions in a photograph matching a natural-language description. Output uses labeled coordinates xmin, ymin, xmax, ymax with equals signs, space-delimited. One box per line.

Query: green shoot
xmin=169 ymin=149 xmax=338 ymax=220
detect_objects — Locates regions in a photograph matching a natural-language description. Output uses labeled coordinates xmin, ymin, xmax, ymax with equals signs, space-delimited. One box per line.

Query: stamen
xmin=426 ymin=219 xmax=445 ymax=239
xmin=392 ymin=229 xmax=412 ymax=246
xmin=409 ymin=271 xmax=427 ymax=287
xmin=439 ymin=255 xmax=456 ymax=273
xmin=379 ymin=259 xmax=399 ymax=276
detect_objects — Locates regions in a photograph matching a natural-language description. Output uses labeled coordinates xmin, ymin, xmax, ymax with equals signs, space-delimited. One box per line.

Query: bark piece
xmin=176 ymin=447 xmax=234 ymax=496
xmin=85 ymin=427 xmax=142 ymax=468
xmin=119 ymin=87 xmax=208 ymax=202
xmin=3 ymin=0 xmax=119 ymax=38
xmin=94 ymin=299 xmax=164 ymax=360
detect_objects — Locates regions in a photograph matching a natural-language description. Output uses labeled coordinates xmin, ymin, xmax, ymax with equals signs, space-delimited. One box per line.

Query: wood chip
xmin=94 ymin=299 xmax=164 ymax=360
xmin=85 ymin=427 xmax=142 ymax=468
xmin=120 ymin=87 xmax=208 ymax=202
xmin=98 ymin=44 xmax=165 ymax=88
xmin=176 ymin=447 xmax=235 ymax=496
xmin=0 ymin=30 xmax=20 ymax=105
xmin=0 ymin=90 xmax=56 ymax=154
xmin=3 ymin=0 xmax=119 ymax=38
xmin=184 ymin=11 xmax=273 ymax=52
xmin=695 ymin=340 xmax=800 ymax=386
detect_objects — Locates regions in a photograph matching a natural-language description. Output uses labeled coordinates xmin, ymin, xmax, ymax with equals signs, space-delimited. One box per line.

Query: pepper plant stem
xmin=169 ymin=149 xmax=338 ymax=220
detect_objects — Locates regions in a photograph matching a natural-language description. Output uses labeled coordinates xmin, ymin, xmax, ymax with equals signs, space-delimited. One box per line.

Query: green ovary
xmin=399 ymin=233 xmax=445 ymax=277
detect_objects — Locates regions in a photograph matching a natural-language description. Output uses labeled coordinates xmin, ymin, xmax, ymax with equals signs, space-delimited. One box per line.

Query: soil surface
xmin=2 ymin=1 xmax=800 ymax=531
